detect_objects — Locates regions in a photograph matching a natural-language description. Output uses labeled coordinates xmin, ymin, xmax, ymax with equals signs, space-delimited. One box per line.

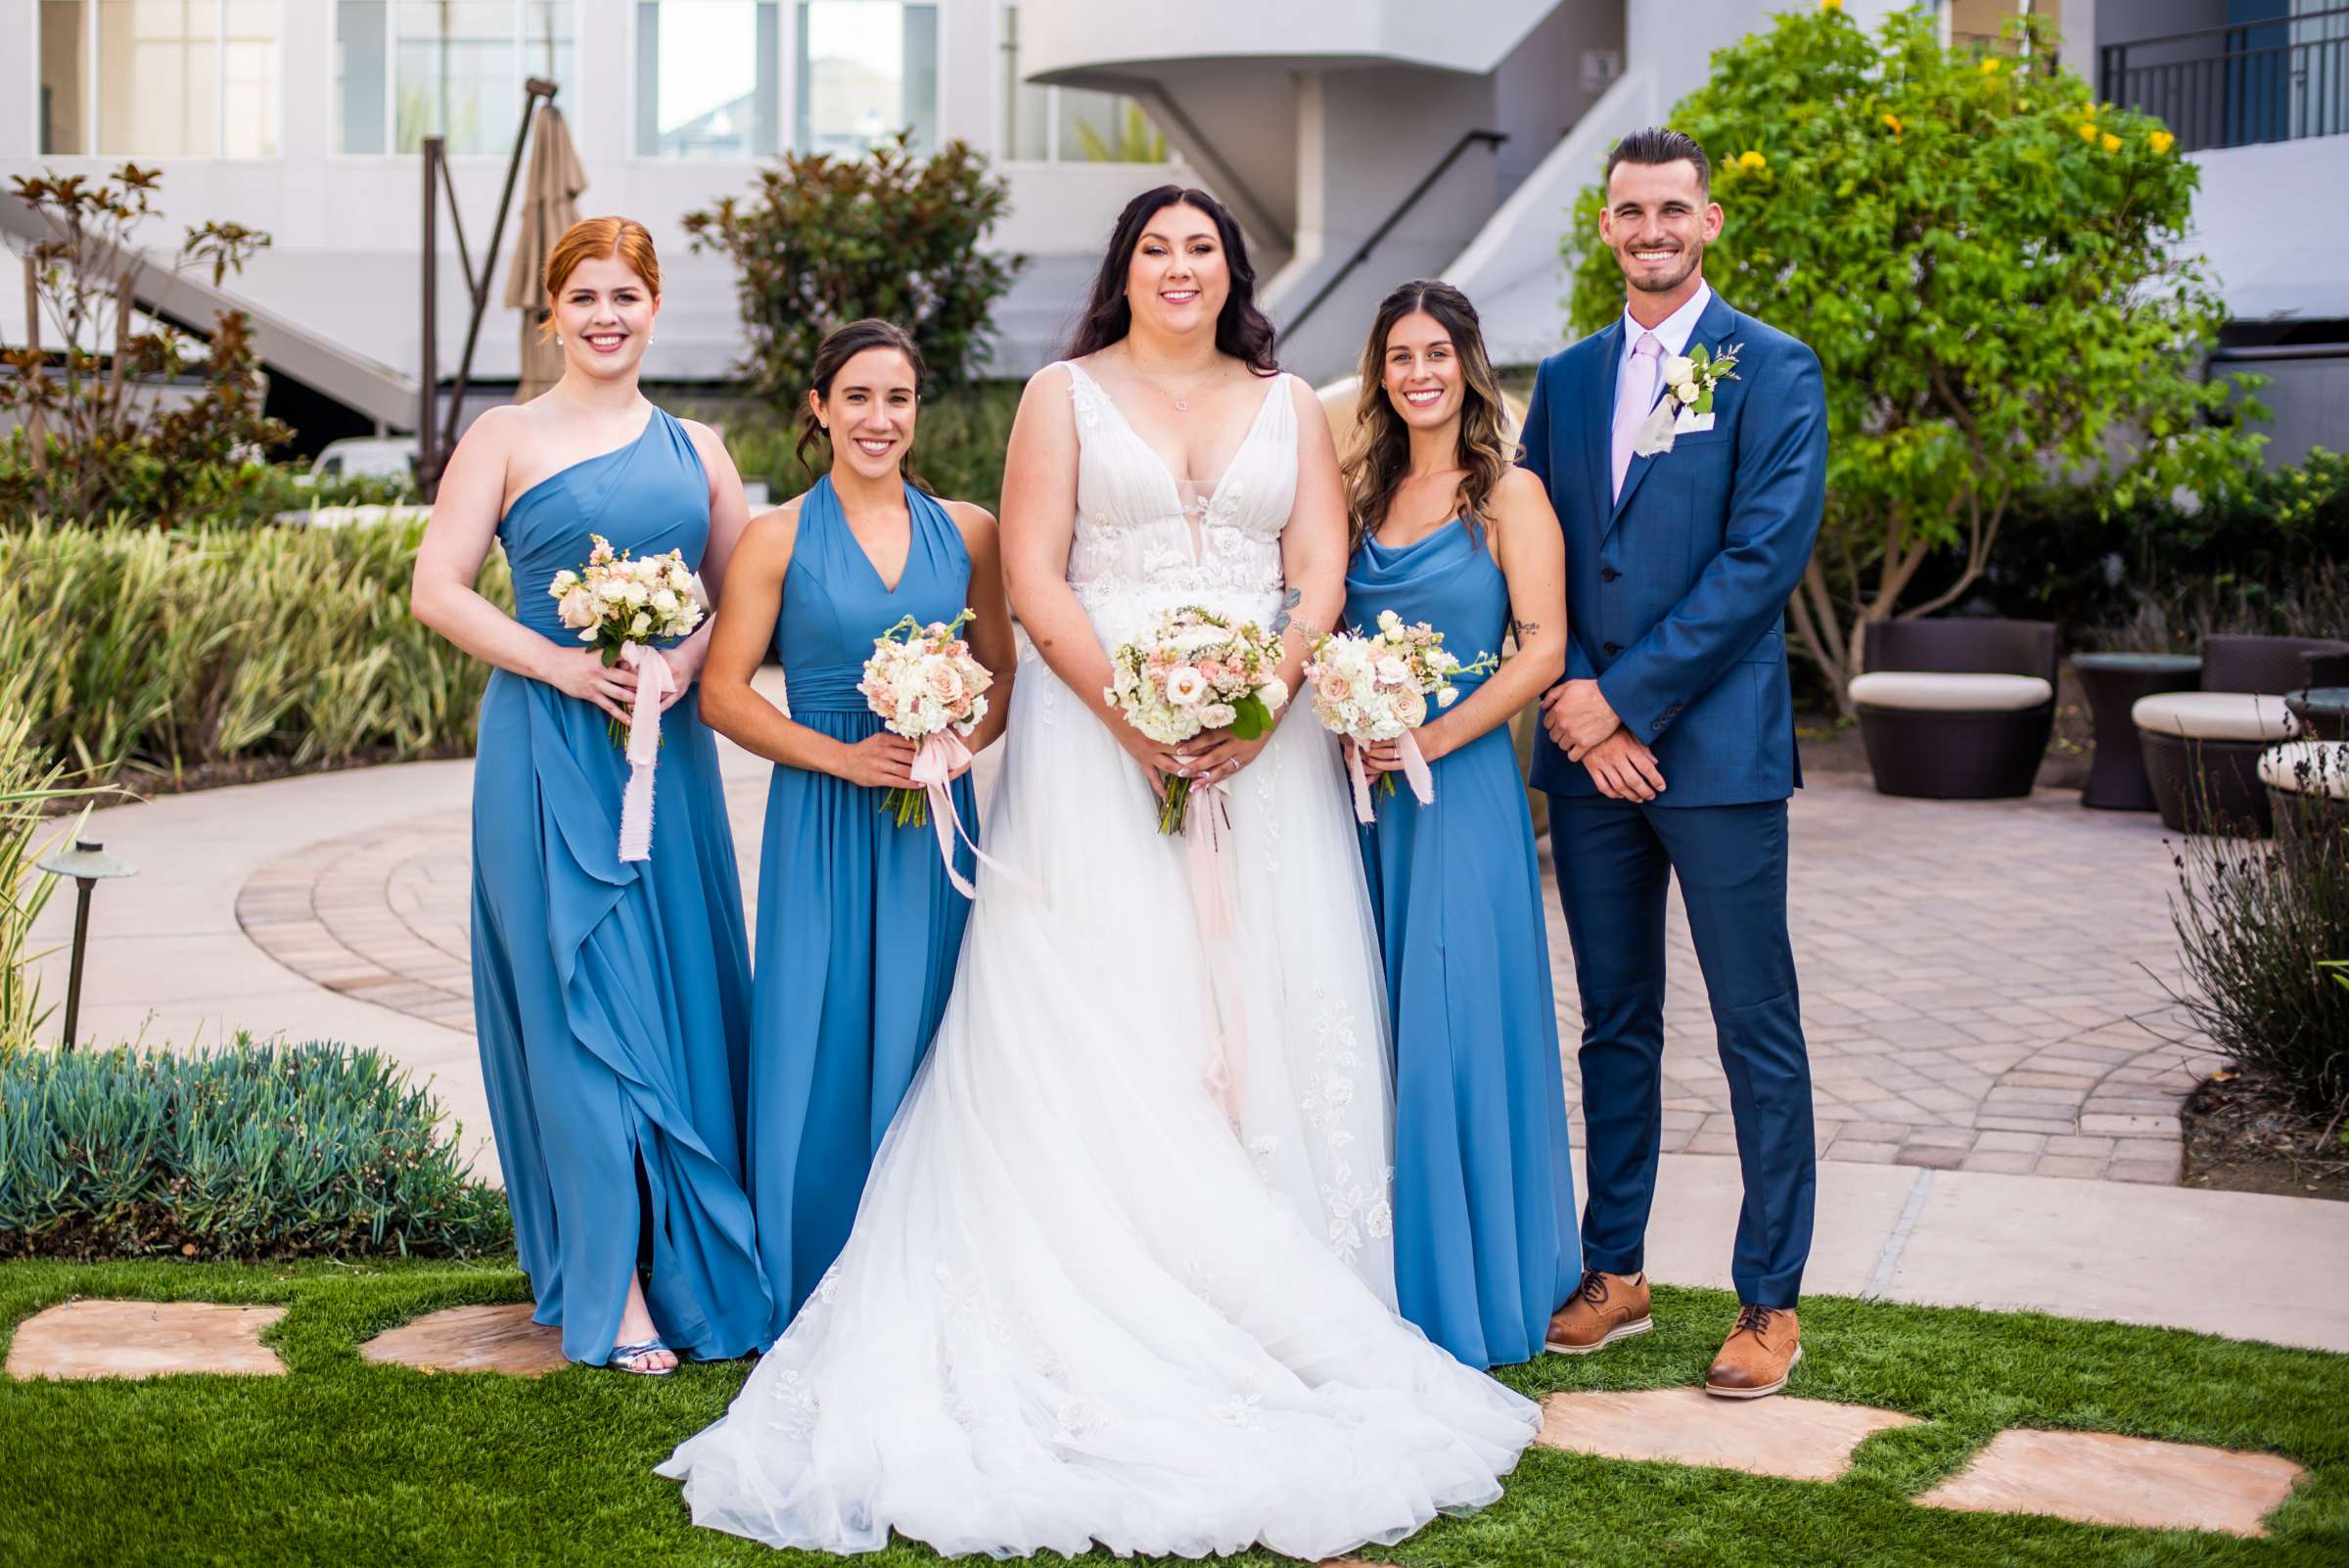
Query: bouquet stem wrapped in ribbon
xmin=548 ymin=535 xmax=708 ymax=863
xmin=1305 ymin=610 xmax=1496 ymax=823
xmin=860 ymin=611 xmax=1024 ymax=899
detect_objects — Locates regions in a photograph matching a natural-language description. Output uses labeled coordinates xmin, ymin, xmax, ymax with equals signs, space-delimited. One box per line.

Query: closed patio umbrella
xmin=504 ymin=104 xmax=587 ymax=405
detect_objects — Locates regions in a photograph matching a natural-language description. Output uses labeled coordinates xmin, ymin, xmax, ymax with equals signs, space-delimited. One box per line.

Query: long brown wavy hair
xmin=1344 ymin=280 xmax=1515 ymax=553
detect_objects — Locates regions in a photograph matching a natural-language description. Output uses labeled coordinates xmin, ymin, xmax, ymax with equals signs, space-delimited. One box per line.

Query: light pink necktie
xmin=1611 ymin=331 xmax=1663 ymax=502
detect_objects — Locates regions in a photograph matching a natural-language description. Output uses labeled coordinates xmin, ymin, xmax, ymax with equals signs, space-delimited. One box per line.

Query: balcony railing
xmin=2099 ymin=6 xmax=2349 ymax=153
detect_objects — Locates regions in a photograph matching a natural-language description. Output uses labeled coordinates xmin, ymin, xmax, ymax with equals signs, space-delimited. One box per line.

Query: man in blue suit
xmin=1521 ymin=128 xmax=1826 ymax=1398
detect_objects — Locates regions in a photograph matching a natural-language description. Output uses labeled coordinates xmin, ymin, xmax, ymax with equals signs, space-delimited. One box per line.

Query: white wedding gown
xmin=658 ymin=362 xmax=1539 ymax=1560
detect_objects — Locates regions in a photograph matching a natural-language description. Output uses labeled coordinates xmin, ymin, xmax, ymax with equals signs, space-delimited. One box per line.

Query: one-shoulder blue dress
xmin=750 ymin=475 xmax=979 ymax=1333
xmin=1346 ymin=519 xmax=1580 ymax=1367
xmin=469 ymin=406 xmax=771 ymax=1365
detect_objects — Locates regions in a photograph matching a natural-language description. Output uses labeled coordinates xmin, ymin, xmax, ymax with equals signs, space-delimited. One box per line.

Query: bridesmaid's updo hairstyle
xmin=539 ymin=216 xmax=661 ymax=339
xmin=797 ymin=318 xmax=934 ymax=492
xmin=1345 ymin=280 xmax=1516 ymax=553
xmin=1066 ymin=186 xmax=1279 ymax=376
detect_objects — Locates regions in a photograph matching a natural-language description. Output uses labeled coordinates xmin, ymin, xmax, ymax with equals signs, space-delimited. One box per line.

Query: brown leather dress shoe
xmin=1544 ymin=1269 xmax=1653 ymax=1355
xmin=1705 ymin=1305 xmax=1803 ymax=1398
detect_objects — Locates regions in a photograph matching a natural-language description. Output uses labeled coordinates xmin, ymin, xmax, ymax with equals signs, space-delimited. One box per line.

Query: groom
xmin=1519 ymin=128 xmax=1826 ymax=1398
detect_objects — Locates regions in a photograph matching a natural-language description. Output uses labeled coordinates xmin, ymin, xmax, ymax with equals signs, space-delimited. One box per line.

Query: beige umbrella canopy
xmin=504 ymin=104 xmax=587 ymax=405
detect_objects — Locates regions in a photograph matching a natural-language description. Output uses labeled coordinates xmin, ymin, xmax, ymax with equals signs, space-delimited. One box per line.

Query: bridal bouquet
xmin=1305 ymin=610 xmax=1495 ymax=821
xmin=549 ymin=535 xmax=707 ymax=862
xmin=859 ymin=610 xmax=992 ymax=829
xmin=1104 ymin=605 xmax=1287 ymax=835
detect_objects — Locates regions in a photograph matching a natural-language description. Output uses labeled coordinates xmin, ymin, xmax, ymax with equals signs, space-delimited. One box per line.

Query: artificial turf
xmin=1 ymin=1257 xmax=2342 ymax=1567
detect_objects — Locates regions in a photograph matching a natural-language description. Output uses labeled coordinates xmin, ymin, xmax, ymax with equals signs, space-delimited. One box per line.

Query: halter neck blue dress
xmin=1346 ymin=518 xmax=1580 ymax=1366
xmin=469 ymin=405 xmax=770 ymax=1364
xmin=749 ymin=474 xmax=979 ymax=1334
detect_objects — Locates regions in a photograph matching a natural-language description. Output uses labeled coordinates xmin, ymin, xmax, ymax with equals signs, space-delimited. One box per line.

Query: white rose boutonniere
xmin=1635 ymin=340 xmax=1744 ymax=458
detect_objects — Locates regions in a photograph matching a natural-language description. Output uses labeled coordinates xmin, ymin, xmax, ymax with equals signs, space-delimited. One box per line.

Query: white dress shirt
xmin=1616 ymin=281 xmax=1715 ymax=393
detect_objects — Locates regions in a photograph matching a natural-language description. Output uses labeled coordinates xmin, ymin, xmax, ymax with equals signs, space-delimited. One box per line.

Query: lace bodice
xmin=1060 ymin=360 xmax=1297 ymax=640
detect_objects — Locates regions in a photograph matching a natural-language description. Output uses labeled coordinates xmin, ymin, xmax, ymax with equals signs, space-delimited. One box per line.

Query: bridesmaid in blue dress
xmin=412 ymin=217 xmax=769 ymax=1373
xmin=1340 ymin=281 xmax=1580 ymax=1367
xmin=698 ymin=320 xmax=1015 ymax=1336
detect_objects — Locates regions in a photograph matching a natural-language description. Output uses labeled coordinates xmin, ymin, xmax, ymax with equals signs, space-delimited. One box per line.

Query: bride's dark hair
xmin=1066 ymin=186 xmax=1280 ymax=374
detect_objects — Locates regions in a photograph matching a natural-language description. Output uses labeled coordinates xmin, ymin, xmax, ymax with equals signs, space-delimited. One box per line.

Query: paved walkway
xmin=29 ymin=715 xmax=2349 ymax=1354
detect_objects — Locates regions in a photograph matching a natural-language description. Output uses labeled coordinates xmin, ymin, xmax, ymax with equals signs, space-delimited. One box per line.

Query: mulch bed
xmin=2182 ymin=1068 xmax=2349 ymax=1202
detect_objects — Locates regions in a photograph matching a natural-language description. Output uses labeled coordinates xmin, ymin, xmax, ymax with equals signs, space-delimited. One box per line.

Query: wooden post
xmin=22 ymin=254 xmax=45 ymax=475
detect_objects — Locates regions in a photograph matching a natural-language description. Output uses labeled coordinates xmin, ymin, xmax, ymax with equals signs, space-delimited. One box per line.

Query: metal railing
xmin=1281 ymin=129 xmax=1506 ymax=342
xmin=2099 ymin=6 xmax=2349 ymax=152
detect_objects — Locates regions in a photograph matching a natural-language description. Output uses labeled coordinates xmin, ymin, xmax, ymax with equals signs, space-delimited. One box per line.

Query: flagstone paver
xmin=5 ymin=1300 xmax=287 ymax=1380
xmin=1917 ymin=1427 xmax=2306 ymax=1538
xmin=238 ymin=773 xmax=2209 ymax=1182
xmin=359 ymin=1304 xmax=568 ymax=1375
xmin=1536 ymin=1387 xmax=1919 ymax=1481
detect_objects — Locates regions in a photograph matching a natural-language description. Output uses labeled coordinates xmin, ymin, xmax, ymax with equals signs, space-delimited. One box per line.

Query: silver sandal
xmin=608 ymin=1337 xmax=675 ymax=1376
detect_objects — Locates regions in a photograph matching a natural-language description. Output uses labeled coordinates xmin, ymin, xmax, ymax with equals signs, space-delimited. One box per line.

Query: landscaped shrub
xmin=684 ymin=134 xmax=1025 ymax=406
xmin=0 ymin=679 xmax=75 ymax=1059
xmin=1564 ymin=7 xmax=2259 ymax=707
xmin=0 ymin=1037 xmax=511 ymax=1261
xmin=2171 ymin=766 xmax=2349 ymax=1112
xmin=0 ymin=515 xmax=505 ymax=783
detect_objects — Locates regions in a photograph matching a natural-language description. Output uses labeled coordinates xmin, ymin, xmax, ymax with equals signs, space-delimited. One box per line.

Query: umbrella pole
xmin=440 ymin=76 xmax=561 ymax=461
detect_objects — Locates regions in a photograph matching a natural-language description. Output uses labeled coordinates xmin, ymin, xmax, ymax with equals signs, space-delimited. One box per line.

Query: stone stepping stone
xmin=359 ymin=1303 xmax=567 ymax=1375
xmin=1538 ymin=1387 xmax=1919 ymax=1482
xmin=1917 ymin=1428 xmax=2305 ymax=1538
xmin=5 ymin=1300 xmax=287 ymax=1381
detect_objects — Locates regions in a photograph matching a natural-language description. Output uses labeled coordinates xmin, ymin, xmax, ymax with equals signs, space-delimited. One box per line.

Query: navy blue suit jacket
xmin=1520 ymin=291 xmax=1827 ymax=807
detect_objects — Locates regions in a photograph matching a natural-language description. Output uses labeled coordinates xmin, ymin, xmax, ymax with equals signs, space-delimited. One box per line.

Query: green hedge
xmin=0 ymin=1038 xmax=510 ymax=1261
xmin=0 ymin=516 xmax=505 ymax=783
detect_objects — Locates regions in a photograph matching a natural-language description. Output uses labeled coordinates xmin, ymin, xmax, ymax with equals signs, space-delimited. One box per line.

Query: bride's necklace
xmin=1126 ymin=351 xmax=1220 ymax=413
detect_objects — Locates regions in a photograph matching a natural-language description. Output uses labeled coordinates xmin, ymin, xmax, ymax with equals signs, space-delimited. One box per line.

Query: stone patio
xmin=237 ymin=771 xmax=2212 ymax=1184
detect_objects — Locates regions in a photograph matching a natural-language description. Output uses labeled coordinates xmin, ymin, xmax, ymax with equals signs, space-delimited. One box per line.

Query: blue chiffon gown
xmin=1346 ymin=519 xmax=1581 ymax=1367
xmin=750 ymin=475 xmax=979 ymax=1334
xmin=469 ymin=406 xmax=771 ymax=1365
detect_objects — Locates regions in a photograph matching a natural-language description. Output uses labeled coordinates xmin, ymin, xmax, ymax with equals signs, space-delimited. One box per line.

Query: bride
xmin=659 ymin=187 xmax=1539 ymax=1560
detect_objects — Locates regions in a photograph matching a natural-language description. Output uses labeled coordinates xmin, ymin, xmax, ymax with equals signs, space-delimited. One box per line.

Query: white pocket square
xmin=1672 ymin=406 xmax=1716 ymax=436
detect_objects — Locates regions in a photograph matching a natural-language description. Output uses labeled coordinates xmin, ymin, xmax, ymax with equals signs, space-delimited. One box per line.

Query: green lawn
xmin=1 ymin=1258 xmax=2343 ymax=1567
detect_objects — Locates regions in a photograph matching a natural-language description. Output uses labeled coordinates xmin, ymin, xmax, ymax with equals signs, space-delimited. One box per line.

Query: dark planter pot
xmin=2140 ymin=729 xmax=2273 ymax=837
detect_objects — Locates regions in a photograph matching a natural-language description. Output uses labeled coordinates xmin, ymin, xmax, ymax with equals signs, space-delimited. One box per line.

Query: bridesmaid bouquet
xmin=859 ymin=611 xmax=993 ymax=829
xmin=1104 ymin=605 xmax=1287 ymax=836
xmin=549 ymin=535 xmax=708 ymax=863
xmin=1305 ymin=611 xmax=1495 ymax=822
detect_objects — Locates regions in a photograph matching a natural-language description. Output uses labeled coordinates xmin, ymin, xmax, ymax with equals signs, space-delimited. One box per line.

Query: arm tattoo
xmin=1269 ymin=586 xmax=1303 ymax=635
xmin=1511 ymin=619 xmax=1543 ymax=639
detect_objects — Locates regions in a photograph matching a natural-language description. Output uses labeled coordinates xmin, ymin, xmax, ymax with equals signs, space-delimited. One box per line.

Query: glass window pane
xmin=521 ymin=0 xmax=574 ymax=95
xmin=39 ymin=2 xmax=89 ymax=156
xmin=338 ymin=1 xmax=388 ymax=154
xmin=998 ymin=4 xmax=1045 ymax=161
xmin=797 ymin=1 xmax=938 ymax=158
xmin=98 ymin=0 xmax=220 ymax=157
xmin=636 ymin=0 xmax=779 ymax=159
xmin=223 ymin=0 xmax=278 ymax=158
xmin=1058 ymin=89 xmax=1163 ymax=163
xmin=394 ymin=0 xmax=517 ymax=155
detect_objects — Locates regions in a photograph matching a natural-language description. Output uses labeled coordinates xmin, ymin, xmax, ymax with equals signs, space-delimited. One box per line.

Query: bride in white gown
xmin=659 ymin=187 xmax=1538 ymax=1561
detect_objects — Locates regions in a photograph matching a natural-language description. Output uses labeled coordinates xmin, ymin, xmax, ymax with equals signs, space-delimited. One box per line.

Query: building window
xmin=336 ymin=0 xmax=574 ymax=157
xmin=795 ymin=0 xmax=939 ymax=157
xmin=37 ymin=0 xmax=280 ymax=159
xmin=634 ymin=0 xmax=780 ymax=159
xmin=997 ymin=4 xmax=1166 ymax=163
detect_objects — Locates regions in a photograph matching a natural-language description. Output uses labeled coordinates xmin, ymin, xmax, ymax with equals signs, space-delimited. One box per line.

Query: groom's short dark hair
xmin=1605 ymin=127 xmax=1711 ymax=199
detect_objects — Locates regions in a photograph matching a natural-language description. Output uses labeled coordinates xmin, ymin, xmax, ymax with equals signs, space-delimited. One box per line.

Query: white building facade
xmin=3 ymin=0 xmax=2340 ymax=462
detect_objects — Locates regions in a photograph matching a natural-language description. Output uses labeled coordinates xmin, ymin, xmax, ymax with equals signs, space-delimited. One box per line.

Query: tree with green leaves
xmin=1564 ymin=3 xmax=2258 ymax=704
xmin=685 ymin=134 xmax=1026 ymax=411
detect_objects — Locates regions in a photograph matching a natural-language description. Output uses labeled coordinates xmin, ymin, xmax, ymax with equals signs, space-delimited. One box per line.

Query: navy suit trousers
xmin=1547 ymin=794 xmax=1816 ymax=1308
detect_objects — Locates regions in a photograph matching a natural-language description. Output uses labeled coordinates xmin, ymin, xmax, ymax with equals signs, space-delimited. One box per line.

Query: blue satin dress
xmin=1347 ymin=520 xmax=1580 ymax=1367
xmin=751 ymin=475 xmax=979 ymax=1334
xmin=469 ymin=406 xmax=770 ymax=1365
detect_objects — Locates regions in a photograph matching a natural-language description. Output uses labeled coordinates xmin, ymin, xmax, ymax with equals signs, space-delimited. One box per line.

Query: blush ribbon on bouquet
xmin=907 ymin=731 xmax=1033 ymax=900
xmin=617 ymin=641 xmax=673 ymax=863
xmin=1344 ymin=732 xmax=1435 ymax=824
xmin=1184 ymin=780 xmax=1250 ymax=1121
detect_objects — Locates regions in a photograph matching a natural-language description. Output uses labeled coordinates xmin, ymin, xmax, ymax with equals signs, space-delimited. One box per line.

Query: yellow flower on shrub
xmin=1980 ymin=57 xmax=2003 ymax=74
xmin=2100 ymin=131 xmax=2122 ymax=153
xmin=2150 ymin=129 xmax=2177 ymax=155
xmin=1819 ymin=0 xmax=1843 ymax=10
xmin=1738 ymin=150 xmax=1767 ymax=171
xmin=1882 ymin=114 xmax=1904 ymax=135
xmin=2078 ymin=121 xmax=2098 ymax=141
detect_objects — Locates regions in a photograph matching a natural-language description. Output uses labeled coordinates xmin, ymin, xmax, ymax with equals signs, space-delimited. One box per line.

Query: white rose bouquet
xmin=858 ymin=610 xmax=992 ymax=829
xmin=1304 ymin=609 xmax=1496 ymax=821
xmin=1104 ymin=605 xmax=1288 ymax=835
xmin=548 ymin=534 xmax=708 ymax=863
